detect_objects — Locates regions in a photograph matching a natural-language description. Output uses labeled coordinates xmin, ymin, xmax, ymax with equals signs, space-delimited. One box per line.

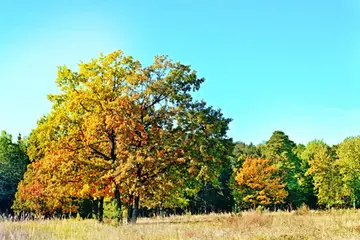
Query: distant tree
xmin=229 ymin=141 xmax=261 ymax=210
xmin=188 ymin=161 xmax=235 ymax=214
xmin=295 ymin=143 xmax=317 ymax=208
xmin=256 ymin=142 xmax=267 ymax=157
xmin=0 ymin=131 xmax=29 ymax=213
xmin=231 ymin=142 xmax=261 ymax=168
xmin=336 ymin=136 xmax=360 ymax=208
xmin=302 ymin=140 xmax=344 ymax=208
xmin=234 ymin=157 xmax=288 ymax=209
xmin=262 ymin=131 xmax=303 ymax=208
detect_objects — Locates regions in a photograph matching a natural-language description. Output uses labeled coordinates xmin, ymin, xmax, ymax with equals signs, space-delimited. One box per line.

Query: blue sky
xmin=1 ymin=0 xmax=360 ymax=145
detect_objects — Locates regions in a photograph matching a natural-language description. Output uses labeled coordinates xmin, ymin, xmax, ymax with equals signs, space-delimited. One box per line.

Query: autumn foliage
xmin=12 ymin=51 xmax=360 ymax=222
xmin=13 ymin=50 xmax=232 ymax=223
xmin=234 ymin=157 xmax=288 ymax=208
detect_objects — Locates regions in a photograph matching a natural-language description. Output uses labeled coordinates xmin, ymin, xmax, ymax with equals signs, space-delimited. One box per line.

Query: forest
xmin=1 ymin=50 xmax=360 ymax=225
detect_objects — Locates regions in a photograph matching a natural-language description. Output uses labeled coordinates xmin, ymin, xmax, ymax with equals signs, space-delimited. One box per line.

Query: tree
xmin=228 ymin=142 xmax=261 ymax=211
xmin=188 ymin=160 xmax=235 ymax=214
xmin=234 ymin=157 xmax=288 ymax=209
xmin=14 ymin=50 xmax=232 ymax=224
xmin=231 ymin=142 xmax=261 ymax=168
xmin=302 ymin=140 xmax=344 ymax=208
xmin=0 ymin=131 xmax=29 ymax=213
xmin=336 ymin=136 xmax=360 ymax=208
xmin=262 ymin=131 xmax=303 ymax=209
xmin=295 ymin=143 xmax=317 ymax=208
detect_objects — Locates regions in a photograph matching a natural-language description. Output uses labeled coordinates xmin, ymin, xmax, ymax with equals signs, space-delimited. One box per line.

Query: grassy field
xmin=2 ymin=209 xmax=360 ymax=239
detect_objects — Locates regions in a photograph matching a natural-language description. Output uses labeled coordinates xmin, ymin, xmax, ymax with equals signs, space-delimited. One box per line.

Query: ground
xmin=2 ymin=209 xmax=360 ymax=239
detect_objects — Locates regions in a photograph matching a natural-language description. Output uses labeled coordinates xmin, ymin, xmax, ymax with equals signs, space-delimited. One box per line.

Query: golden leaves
xmin=235 ymin=157 xmax=288 ymax=207
xmin=17 ymin=49 xmax=231 ymax=215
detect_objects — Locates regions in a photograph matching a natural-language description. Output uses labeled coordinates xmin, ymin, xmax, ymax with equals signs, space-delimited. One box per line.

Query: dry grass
xmin=2 ymin=210 xmax=360 ymax=239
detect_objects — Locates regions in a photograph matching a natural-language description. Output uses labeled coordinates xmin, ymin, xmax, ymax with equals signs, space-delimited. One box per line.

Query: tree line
xmin=1 ymin=50 xmax=360 ymax=224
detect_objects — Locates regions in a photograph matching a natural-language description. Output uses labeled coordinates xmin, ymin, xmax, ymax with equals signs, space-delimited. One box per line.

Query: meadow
xmin=2 ymin=209 xmax=360 ymax=240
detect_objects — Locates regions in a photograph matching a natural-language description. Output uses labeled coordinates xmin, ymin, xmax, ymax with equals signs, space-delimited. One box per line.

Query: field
xmin=2 ymin=210 xmax=360 ymax=240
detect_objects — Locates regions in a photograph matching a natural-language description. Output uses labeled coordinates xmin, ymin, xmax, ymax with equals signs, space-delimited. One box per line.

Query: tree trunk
xmin=160 ymin=206 xmax=165 ymax=218
xmin=127 ymin=205 xmax=133 ymax=224
xmin=98 ymin=197 xmax=104 ymax=223
xmin=353 ymin=197 xmax=356 ymax=209
xmin=131 ymin=195 xmax=140 ymax=224
xmin=93 ymin=198 xmax=99 ymax=220
xmin=115 ymin=188 xmax=122 ymax=225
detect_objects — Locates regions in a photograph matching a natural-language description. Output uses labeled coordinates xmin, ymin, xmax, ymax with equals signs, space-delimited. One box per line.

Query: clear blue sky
xmin=1 ymin=0 xmax=360 ymax=145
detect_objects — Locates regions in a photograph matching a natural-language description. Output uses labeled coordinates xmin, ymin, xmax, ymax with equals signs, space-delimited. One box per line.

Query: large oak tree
xmin=14 ymin=50 xmax=232 ymax=223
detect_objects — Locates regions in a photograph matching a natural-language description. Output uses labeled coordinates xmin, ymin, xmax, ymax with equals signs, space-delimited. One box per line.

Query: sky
xmin=1 ymin=0 xmax=360 ymax=145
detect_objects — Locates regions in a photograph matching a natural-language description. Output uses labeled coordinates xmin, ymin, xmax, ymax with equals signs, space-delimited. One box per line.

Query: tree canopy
xmin=0 ymin=131 xmax=28 ymax=213
xmin=234 ymin=157 xmax=288 ymax=209
xmin=13 ymin=50 xmax=232 ymax=223
xmin=263 ymin=131 xmax=303 ymax=208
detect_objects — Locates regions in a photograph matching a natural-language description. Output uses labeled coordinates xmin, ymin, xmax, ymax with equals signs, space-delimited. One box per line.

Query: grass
xmin=2 ymin=210 xmax=360 ymax=239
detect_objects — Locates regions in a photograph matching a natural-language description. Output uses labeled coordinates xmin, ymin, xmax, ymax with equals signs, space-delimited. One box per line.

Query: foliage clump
xmin=234 ymin=157 xmax=288 ymax=209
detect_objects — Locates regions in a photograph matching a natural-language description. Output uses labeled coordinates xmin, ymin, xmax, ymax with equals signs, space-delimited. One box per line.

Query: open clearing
xmin=2 ymin=210 xmax=360 ymax=239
